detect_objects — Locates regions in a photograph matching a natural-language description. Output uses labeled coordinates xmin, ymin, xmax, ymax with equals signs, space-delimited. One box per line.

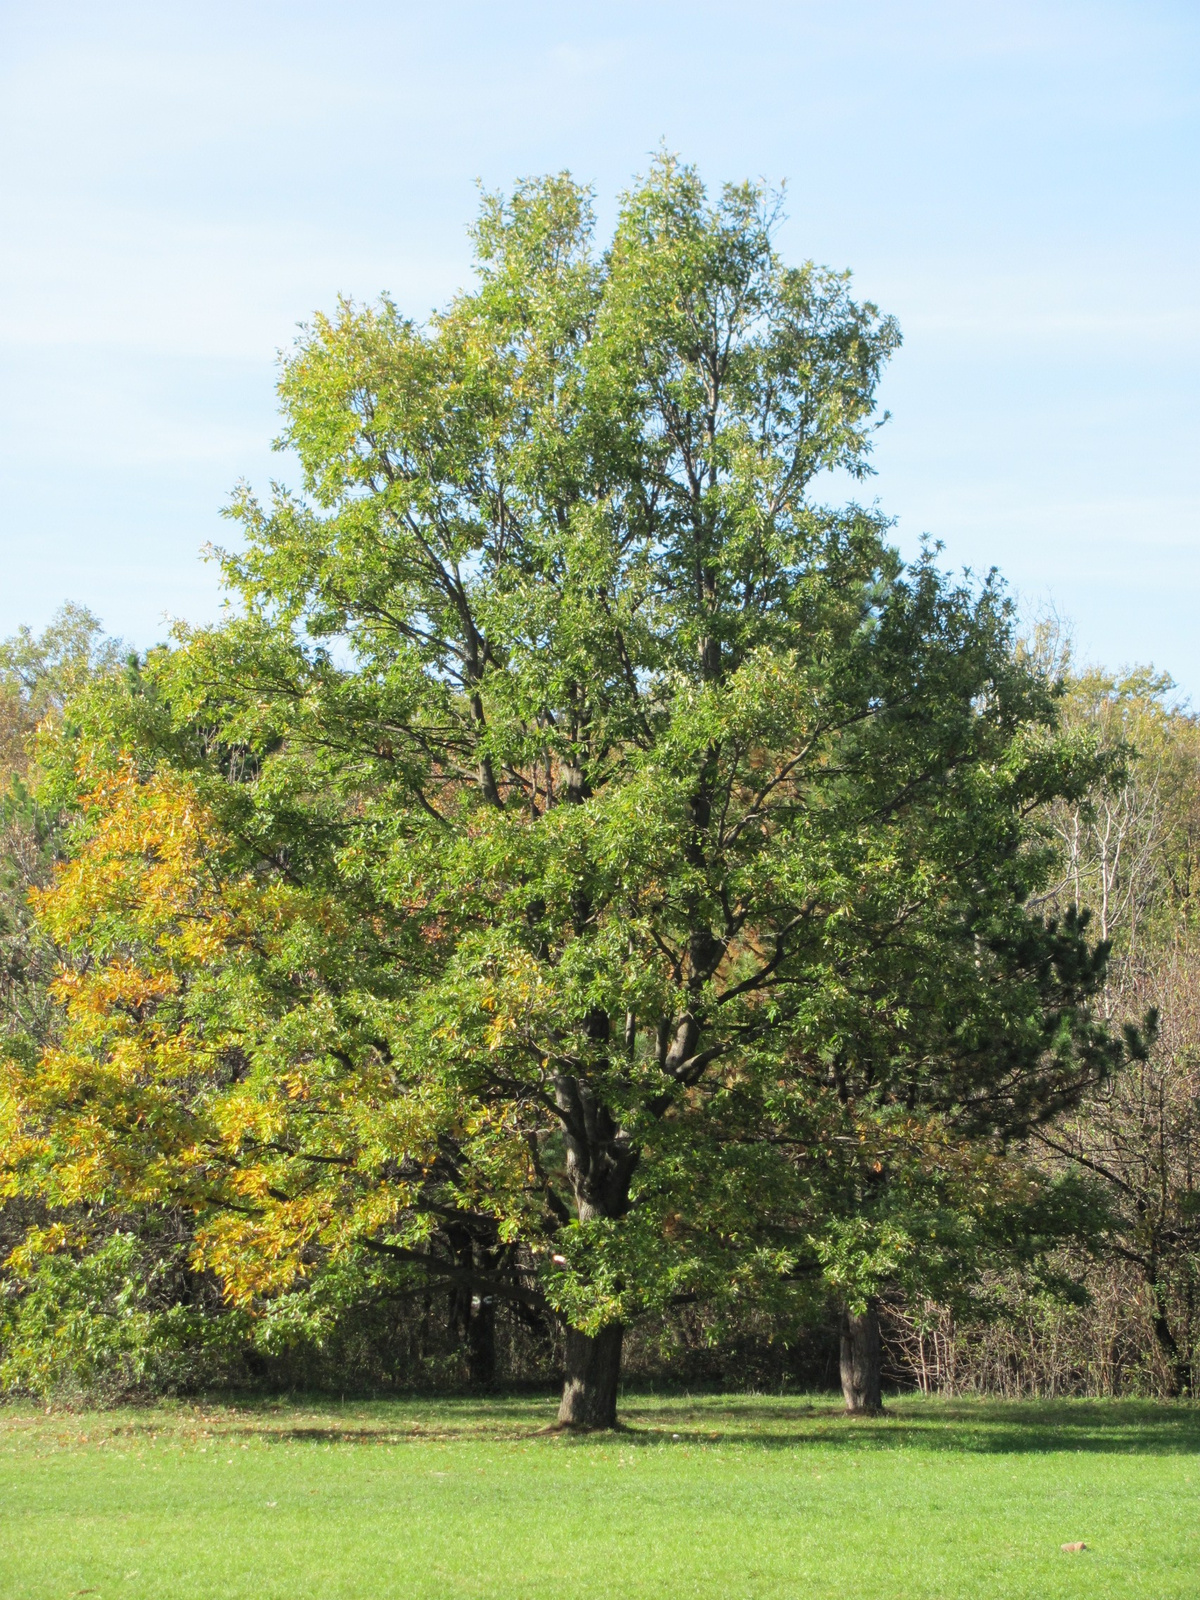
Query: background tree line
xmin=885 ymin=641 xmax=1200 ymax=1399
xmin=1 ymin=162 xmax=1194 ymax=1416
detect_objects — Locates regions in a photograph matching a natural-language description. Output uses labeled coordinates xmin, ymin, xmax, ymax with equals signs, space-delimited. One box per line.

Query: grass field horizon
xmin=2 ymin=1391 xmax=1197 ymax=1598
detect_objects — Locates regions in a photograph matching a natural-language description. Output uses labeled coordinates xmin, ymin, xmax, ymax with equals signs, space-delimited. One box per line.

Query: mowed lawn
xmin=0 ymin=1392 xmax=1197 ymax=1599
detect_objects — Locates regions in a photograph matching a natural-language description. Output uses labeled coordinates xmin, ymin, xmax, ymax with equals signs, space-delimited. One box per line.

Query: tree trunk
xmin=557 ymin=1323 xmax=623 ymax=1429
xmin=467 ymin=1293 xmax=496 ymax=1387
xmin=840 ymin=1299 xmax=883 ymax=1414
xmin=1148 ymin=1288 xmax=1189 ymax=1398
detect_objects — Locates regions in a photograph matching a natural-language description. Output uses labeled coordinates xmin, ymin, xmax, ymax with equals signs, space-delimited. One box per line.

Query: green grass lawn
xmin=0 ymin=1391 xmax=1196 ymax=1599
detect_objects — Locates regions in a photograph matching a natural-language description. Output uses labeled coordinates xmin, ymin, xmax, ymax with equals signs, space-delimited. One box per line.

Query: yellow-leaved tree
xmin=2 ymin=758 xmax=469 ymax=1310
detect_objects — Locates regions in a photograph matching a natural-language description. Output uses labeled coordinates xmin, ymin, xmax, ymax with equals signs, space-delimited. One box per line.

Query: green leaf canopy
xmin=9 ymin=160 xmax=1128 ymax=1418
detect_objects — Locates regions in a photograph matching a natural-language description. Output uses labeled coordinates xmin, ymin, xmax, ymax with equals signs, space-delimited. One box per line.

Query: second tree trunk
xmin=840 ymin=1300 xmax=883 ymax=1414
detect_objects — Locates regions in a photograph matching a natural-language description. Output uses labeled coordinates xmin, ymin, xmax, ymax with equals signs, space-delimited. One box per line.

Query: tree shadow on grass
xmin=13 ymin=1394 xmax=1198 ymax=1457
xmin=204 ymin=1396 xmax=1200 ymax=1456
xmin=614 ymin=1397 xmax=1200 ymax=1456
xmin=0 ymin=1394 xmax=561 ymax=1450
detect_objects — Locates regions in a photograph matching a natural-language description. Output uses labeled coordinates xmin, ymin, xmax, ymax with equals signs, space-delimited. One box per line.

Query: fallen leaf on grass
xmin=1061 ymin=1541 xmax=1088 ymax=1553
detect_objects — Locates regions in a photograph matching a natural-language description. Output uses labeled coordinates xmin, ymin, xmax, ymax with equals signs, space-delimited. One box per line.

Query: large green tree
xmin=5 ymin=160 xmax=1130 ymax=1424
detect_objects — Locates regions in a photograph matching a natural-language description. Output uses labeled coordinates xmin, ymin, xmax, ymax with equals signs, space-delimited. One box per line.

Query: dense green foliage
xmin=3 ymin=162 xmax=1136 ymax=1415
xmin=0 ymin=163 xmax=1185 ymax=1410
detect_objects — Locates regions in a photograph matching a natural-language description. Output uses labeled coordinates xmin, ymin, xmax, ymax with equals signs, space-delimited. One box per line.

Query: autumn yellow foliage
xmin=1 ymin=758 xmax=454 ymax=1306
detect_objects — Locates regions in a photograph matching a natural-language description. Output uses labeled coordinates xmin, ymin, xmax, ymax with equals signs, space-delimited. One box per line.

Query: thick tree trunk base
xmin=557 ymin=1324 xmax=624 ymax=1430
xmin=840 ymin=1300 xmax=884 ymax=1415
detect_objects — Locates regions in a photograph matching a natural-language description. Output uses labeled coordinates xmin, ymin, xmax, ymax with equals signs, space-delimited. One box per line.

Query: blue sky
xmin=1 ymin=1 xmax=1197 ymax=688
